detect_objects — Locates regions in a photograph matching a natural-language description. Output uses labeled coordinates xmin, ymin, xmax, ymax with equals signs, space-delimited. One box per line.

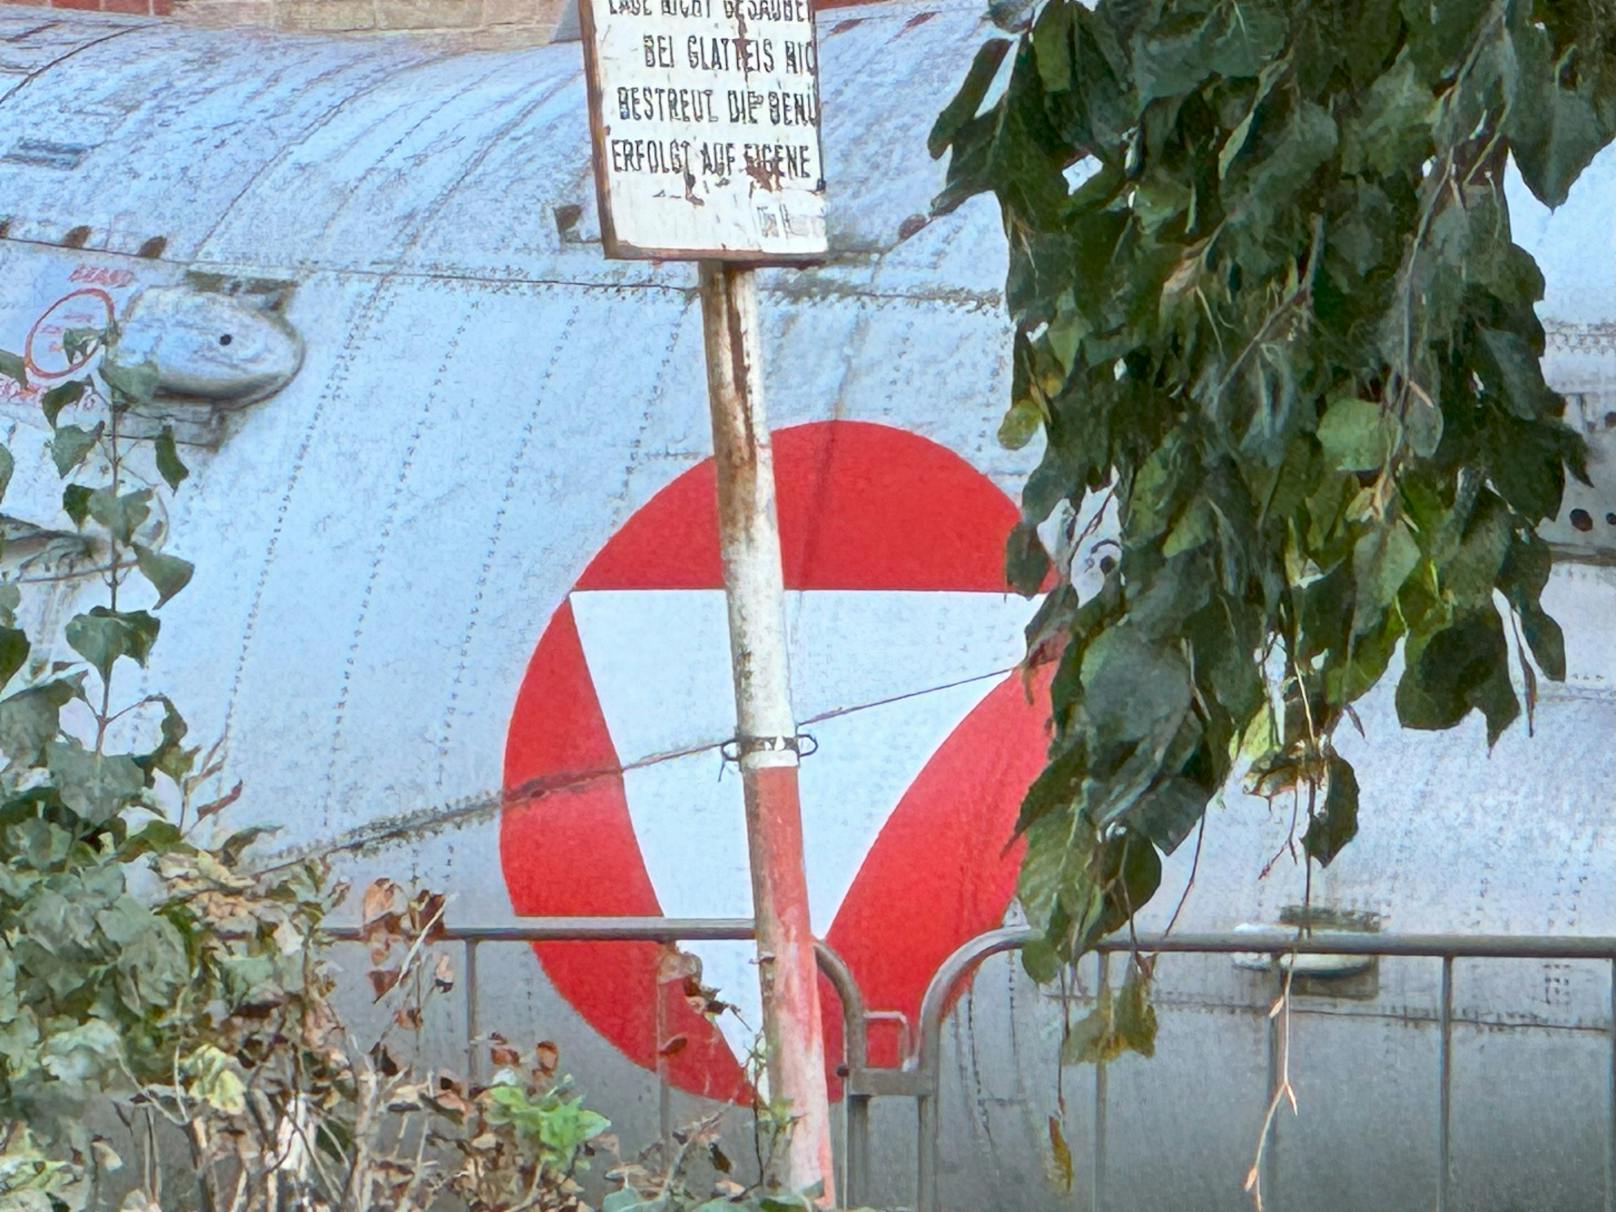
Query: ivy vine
xmin=931 ymin=0 xmax=1615 ymax=979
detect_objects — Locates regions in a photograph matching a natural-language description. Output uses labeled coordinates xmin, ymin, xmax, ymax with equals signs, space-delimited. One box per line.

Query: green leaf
xmin=1395 ymin=610 xmax=1519 ymax=745
xmin=62 ymin=485 xmax=92 ymax=528
xmin=1520 ymin=606 xmax=1566 ymax=683
xmin=1507 ymin=30 xmax=1608 ymax=208
xmin=87 ymin=488 xmax=152 ymax=544
xmin=1097 ymin=829 xmax=1160 ymax=935
xmin=1128 ymin=776 xmax=1208 ymax=854
xmin=0 ymin=446 xmax=12 ymax=504
xmin=133 ymin=545 xmax=194 ymax=609
xmin=1080 ymin=625 xmax=1192 ymax=752
xmin=99 ymin=358 xmax=159 ymax=405
xmin=62 ymin=328 xmax=102 ymax=364
xmin=154 ymin=426 xmax=189 ymax=491
xmin=1351 ymin=518 xmax=1419 ymax=635
xmin=0 ymin=677 xmax=81 ymax=768
xmin=1341 ymin=55 xmax=1436 ymax=175
xmin=0 ymin=351 xmax=26 ymax=390
xmin=931 ymin=38 xmax=1012 ymax=158
xmin=66 ymin=608 xmax=161 ymax=681
xmin=1162 ymin=498 xmax=1214 ymax=556
xmin=1132 ymin=12 xmax=1217 ymax=102
xmin=1442 ymin=491 xmax=1511 ymax=608
xmin=1404 ymin=388 xmax=1443 ymax=458
xmin=1021 ymin=936 xmax=1061 ymax=983
xmin=1017 ymin=803 xmax=1094 ymax=923
xmin=40 ymin=380 xmax=87 ymax=428
xmin=1230 ymin=99 xmax=1339 ymax=218
xmin=0 ymin=627 xmax=29 ymax=689
xmin=1303 ymin=753 xmax=1359 ymax=866
xmin=1478 ymin=328 xmax=1559 ymax=421
xmin=1487 ymin=417 xmax=1576 ymax=523
xmin=42 ymin=1020 xmax=123 ymax=1085
xmin=137 ymin=694 xmax=194 ymax=782
xmin=1318 ymin=397 xmax=1396 ymax=471
xmin=47 ymin=739 xmax=145 ymax=824
xmin=999 ymin=396 xmax=1043 ymax=449
xmin=50 ymin=423 xmax=103 ymax=478
xmin=1006 ymin=520 xmax=1051 ymax=595
xmin=1219 ymin=60 xmax=1286 ymax=179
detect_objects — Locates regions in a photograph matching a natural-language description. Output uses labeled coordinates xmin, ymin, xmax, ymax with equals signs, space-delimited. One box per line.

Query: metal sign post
xmin=575 ymin=0 xmax=833 ymax=1196
xmin=698 ymin=261 xmax=835 ymax=1198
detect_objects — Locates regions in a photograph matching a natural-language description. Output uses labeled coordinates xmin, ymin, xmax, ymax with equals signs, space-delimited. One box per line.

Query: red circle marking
xmin=24 ymin=288 xmax=115 ymax=382
xmin=500 ymin=421 xmax=1051 ymax=1100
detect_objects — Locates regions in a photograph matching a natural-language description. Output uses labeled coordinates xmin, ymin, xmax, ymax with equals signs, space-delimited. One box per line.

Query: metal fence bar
xmin=326 ymin=920 xmax=1616 ymax=957
xmin=911 ymin=926 xmax=1028 ymax=1212
xmin=915 ymin=1090 xmax=938 ymax=1212
xmin=1120 ymin=932 xmax=1616 ymax=960
xmin=1607 ymin=958 xmax=1615 ymax=1212
xmin=326 ymin=916 xmax=760 ymax=943
xmin=1264 ymin=968 xmax=1281 ymax=1211
xmin=465 ymin=939 xmax=480 ymax=1084
xmin=1093 ymin=950 xmax=1108 ymax=1212
xmin=815 ymin=942 xmax=871 ymax=1209
xmin=1438 ymin=956 xmax=1454 ymax=1212
xmin=656 ymin=964 xmax=673 ymax=1147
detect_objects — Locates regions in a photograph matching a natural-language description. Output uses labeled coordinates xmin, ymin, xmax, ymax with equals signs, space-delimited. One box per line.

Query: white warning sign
xmin=578 ymin=0 xmax=828 ymax=260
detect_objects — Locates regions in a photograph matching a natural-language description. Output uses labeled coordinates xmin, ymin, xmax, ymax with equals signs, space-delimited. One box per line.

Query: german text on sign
xmin=579 ymin=0 xmax=828 ymax=260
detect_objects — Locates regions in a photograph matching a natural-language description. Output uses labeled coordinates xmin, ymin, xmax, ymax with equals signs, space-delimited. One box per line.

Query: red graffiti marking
xmin=68 ymin=264 xmax=136 ymax=289
xmin=24 ymin=287 xmax=115 ymax=382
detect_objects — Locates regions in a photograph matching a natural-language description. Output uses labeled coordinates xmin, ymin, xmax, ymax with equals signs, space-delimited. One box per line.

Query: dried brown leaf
xmin=195 ymin=780 xmax=244 ymax=823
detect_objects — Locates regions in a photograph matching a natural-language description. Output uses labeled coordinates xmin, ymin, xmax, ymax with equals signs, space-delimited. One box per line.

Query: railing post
xmin=844 ymin=1090 xmax=870 ymax=1207
xmin=1438 ymin=956 xmax=1454 ymax=1212
xmin=916 ymin=1090 xmax=939 ymax=1212
xmin=465 ymin=939 xmax=480 ymax=1085
xmin=1606 ymin=958 xmax=1614 ymax=1212
xmin=1264 ymin=965 xmax=1281 ymax=1211
xmin=656 ymin=953 xmax=673 ymax=1145
xmin=1093 ymin=950 xmax=1108 ymax=1212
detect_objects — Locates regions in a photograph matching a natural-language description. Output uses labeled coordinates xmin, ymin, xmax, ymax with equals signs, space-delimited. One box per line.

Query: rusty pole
xmin=697 ymin=259 xmax=835 ymax=1203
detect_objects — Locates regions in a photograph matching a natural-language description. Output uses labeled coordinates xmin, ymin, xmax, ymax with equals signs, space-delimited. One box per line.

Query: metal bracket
xmin=720 ymin=732 xmax=818 ymax=765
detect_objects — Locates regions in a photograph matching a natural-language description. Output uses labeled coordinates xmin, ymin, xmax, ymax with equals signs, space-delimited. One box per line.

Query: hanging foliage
xmin=931 ymin=0 xmax=1615 ymax=976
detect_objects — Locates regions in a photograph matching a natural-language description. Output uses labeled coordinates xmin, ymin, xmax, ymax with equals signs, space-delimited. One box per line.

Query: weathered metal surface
xmin=700 ymin=260 xmax=835 ymax=1194
xmin=0 ymin=6 xmax=1613 ymax=1210
xmin=112 ymin=284 xmax=304 ymax=402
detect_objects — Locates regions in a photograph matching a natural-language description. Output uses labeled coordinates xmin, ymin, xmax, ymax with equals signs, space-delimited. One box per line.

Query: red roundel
xmin=501 ymin=421 xmax=1051 ymax=1101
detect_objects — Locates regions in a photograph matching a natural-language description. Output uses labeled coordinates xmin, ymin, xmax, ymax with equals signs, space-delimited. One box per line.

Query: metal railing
xmin=326 ymin=919 xmax=1616 ymax=1212
xmin=898 ymin=928 xmax=1616 ymax=1212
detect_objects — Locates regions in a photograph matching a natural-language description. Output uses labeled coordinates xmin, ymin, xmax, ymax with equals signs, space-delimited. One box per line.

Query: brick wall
xmin=1 ymin=0 xmax=568 ymax=40
xmin=3 ymin=0 xmax=175 ymax=16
